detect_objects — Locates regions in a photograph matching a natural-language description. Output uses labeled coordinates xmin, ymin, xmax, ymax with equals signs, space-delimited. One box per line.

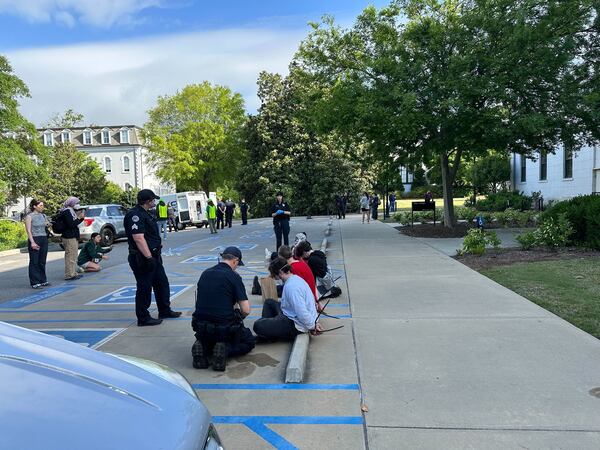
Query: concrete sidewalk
xmin=340 ymin=217 xmax=600 ymax=449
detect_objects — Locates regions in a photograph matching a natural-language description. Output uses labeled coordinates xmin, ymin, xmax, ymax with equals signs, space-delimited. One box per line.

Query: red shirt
xmin=290 ymin=259 xmax=317 ymax=300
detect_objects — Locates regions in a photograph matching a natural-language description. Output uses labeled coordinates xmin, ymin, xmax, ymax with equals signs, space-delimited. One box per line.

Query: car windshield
xmin=85 ymin=208 xmax=102 ymax=217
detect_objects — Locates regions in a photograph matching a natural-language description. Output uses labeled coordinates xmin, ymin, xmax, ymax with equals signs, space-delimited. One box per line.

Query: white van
xmin=162 ymin=191 xmax=209 ymax=230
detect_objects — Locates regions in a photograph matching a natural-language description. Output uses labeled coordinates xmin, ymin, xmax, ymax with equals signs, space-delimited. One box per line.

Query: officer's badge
xmin=132 ymin=215 xmax=140 ymax=222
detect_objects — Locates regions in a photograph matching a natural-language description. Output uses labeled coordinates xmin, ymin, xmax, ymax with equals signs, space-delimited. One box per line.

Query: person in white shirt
xmin=253 ymin=257 xmax=323 ymax=341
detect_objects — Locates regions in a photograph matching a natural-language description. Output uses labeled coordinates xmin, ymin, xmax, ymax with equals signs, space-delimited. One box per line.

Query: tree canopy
xmin=143 ymin=82 xmax=247 ymax=193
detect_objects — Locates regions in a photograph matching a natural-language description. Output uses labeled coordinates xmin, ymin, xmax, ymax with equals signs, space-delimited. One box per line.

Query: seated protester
xmin=191 ymin=246 xmax=255 ymax=371
xmin=253 ymin=257 xmax=323 ymax=342
xmin=278 ymin=245 xmax=317 ymax=302
xmin=77 ymin=233 xmax=109 ymax=272
xmin=295 ymin=240 xmax=342 ymax=298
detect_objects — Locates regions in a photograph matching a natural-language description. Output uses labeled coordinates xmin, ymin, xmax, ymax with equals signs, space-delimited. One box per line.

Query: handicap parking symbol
xmin=37 ymin=328 xmax=125 ymax=349
xmin=180 ymin=255 xmax=219 ymax=264
xmin=86 ymin=285 xmax=191 ymax=305
xmin=210 ymin=244 xmax=257 ymax=252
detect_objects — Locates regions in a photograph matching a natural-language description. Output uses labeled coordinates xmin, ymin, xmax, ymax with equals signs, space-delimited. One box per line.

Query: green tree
xmin=470 ymin=153 xmax=510 ymax=194
xmin=45 ymin=109 xmax=84 ymax=128
xmin=236 ymin=72 xmax=366 ymax=217
xmin=0 ymin=55 xmax=47 ymax=211
xmin=143 ymin=82 xmax=247 ymax=193
xmin=293 ymin=0 xmax=599 ymax=226
xmin=37 ymin=143 xmax=109 ymax=213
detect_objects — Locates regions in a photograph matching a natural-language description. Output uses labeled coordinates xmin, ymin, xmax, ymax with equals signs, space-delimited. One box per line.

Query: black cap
xmin=220 ymin=246 xmax=244 ymax=266
xmin=276 ymin=191 xmax=284 ymax=197
xmin=137 ymin=189 xmax=160 ymax=203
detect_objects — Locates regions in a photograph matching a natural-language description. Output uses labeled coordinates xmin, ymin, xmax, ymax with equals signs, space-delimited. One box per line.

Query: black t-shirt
xmin=193 ymin=262 xmax=248 ymax=324
xmin=271 ymin=201 xmax=291 ymax=223
xmin=124 ymin=205 xmax=161 ymax=251
xmin=60 ymin=209 xmax=83 ymax=239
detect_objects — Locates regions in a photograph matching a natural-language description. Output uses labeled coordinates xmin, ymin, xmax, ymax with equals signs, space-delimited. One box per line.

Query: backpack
xmin=51 ymin=211 xmax=66 ymax=235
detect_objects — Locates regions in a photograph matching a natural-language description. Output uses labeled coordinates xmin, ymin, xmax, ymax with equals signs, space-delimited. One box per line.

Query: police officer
xmin=272 ymin=191 xmax=291 ymax=250
xmin=240 ymin=198 xmax=249 ymax=225
xmin=191 ymin=246 xmax=255 ymax=371
xmin=124 ymin=189 xmax=182 ymax=326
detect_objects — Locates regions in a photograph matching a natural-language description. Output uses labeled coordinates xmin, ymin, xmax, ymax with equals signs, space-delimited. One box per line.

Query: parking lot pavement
xmin=0 ymin=217 xmax=366 ymax=449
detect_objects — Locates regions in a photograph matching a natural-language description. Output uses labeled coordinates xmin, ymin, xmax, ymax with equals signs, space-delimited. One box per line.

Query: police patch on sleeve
xmin=131 ymin=224 xmax=139 ymax=230
xmin=132 ymin=215 xmax=140 ymax=222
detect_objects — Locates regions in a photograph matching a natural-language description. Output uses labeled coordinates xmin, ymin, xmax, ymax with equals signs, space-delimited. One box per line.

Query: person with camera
xmin=59 ymin=197 xmax=85 ymax=281
xmin=191 ymin=246 xmax=254 ymax=371
xmin=77 ymin=232 xmax=109 ymax=272
xmin=124 ymin=189 xmax=182 ymax=326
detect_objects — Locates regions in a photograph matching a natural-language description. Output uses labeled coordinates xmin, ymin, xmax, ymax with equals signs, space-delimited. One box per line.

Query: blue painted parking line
xmin=210 ymin=244 xmax=258 ymax=252
xmin=36 ymin=328 xmax=125 ymax=349
xmin=181 ymin=255 xmax=219 ymax=263
xmin=7 ymin=319 xmax=134 ymax=324
xmin=0 ymin=307 xmax=192 ymax=313
xmin=193 ymin=383 xmax=359 ymax=390
xmin=0 ymin=286 xmax=76 ymax=309
xmin=86 ymin=284 xmax=191 ymax=305
xmin=212 ymin=416 xmax=363 ymax=449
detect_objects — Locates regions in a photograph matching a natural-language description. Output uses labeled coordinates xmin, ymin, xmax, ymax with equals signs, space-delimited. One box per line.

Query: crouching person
xmin=253 ymin=257 xmax=323 ymax=342
xmin=191 ymin=246 xmax=255 ymax=371
xmin=77 ymin=233 xmax=109 ymax=272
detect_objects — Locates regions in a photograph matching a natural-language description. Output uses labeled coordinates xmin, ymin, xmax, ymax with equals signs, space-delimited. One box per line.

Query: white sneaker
xmin=77 ymin=266 xmax=85 ymax=274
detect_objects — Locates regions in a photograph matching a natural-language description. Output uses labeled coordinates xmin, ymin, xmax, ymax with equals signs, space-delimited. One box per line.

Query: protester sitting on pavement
xmin=191 ymin=246 xmax=255 ymax=371
xmin=24 ymin=199 xmax=50 ymax=289
xmin=295 ymin=240 xmax=342 ymax=298
xmin=77 ymin=232 xmax=109 ymax=272
xmin=60 ymin=197 xmax=85 ymax=281
xmin=253 ymin=257 xmax=322 ymax=342
xmin=279 ymin=245 xmax=318 ymax=303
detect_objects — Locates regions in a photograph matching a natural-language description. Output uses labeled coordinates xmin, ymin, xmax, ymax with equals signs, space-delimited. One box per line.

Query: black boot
xmin=212 ymin=342 xmax=229 ymax=372
xmin=192 ymin=340 xmax=209 ymax=369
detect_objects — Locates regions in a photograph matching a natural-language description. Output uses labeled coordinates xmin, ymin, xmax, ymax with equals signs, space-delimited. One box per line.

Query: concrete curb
xmin=0 ymin=247 xmax=28 ymax=257
xmin=320 ymin=237 xmax=328 ymax=253
xmin=285 ymin=333 xmax=310 ymax=383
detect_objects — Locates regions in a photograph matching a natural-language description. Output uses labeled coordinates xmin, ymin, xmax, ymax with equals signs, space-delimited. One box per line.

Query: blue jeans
xmin=156 ymin=220 xmax=167 ymax=239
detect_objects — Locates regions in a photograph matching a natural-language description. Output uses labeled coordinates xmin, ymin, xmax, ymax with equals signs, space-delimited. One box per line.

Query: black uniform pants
xmin=225 ymin=212 xmax=233 ymax=228
xmin=216 ymin=213 xmax=224 ymax=229
xmin=167 ymin=217 xmax=178 ymax=232
xmin=241 ymin=211 xmax=247 ymax=225
xmin=253 ymin=299 xmax=301 ymax=341
xmin=128 ymin=253 xmax=172 ymax=320
xmin=273 ymin=220 xmax=290 ymax=250
xmin=193 ymin=320 xmax=255 ymax=357
xmin=28 ymin=236 xmax=48 ymax=286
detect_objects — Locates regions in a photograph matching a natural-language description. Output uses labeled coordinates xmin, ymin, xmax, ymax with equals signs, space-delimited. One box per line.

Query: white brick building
xmin=511 ymin=145 xmax=600 ymax=201
xmin=38 ymin=125 xmax=172 ymax=195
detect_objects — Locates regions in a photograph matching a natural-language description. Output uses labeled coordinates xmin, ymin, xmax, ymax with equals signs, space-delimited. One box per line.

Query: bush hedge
xmin=0 ymin=220 xmax=28 ymax=251
xmin=541 ymin=195 xmax=600 ymax=249
xmin=474 ymin=191 xmax=532 ymax=212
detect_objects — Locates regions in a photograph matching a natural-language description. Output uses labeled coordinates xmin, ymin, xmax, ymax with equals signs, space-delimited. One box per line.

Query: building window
xmin=61 ymin=130 xmax=71 ymax=143
xmin=539 ymin=152 xmax=547 ymax=181
xmin=122 ymin=155 xmax=130 ymax=172
xmin=83 ymin=129 xmax=92 ymax=145
xmin=564 ymin=147 xmax=573 ymax=179
xmin=104 ymin=156 xmax=112 ymax=173
xmin=520 ymin=154 xmax=527 ymax=183
xmin=120 ymin=127 xmax=130 ymax=144
xmin=101 ymin=128 xmax=110 ymax=145
xmin=43 ymin=131 xmax=54 ymax=146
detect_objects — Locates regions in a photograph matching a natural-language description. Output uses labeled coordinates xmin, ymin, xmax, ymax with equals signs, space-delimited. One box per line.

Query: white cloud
xmin=6 ymin=27 xmax=306 ymax=127
xmin=0 ymin=0 xmax=163 ymax=28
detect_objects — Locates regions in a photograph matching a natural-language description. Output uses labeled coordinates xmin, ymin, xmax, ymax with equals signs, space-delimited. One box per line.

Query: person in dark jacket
xmin=216 ymin=199 xmax=226 ymax=230
xmin=240 ymin=199 xmax=249 ymax=225
xmin=77 ymin=232 xmax=109 ymax=272
xmin=225 ymin=199 xmax=236 ymax=228
xmin=272 ymin=191 xmax=291 ymax=250
xmin=371 ymin=194 xmax=380 ymax=220
xmin=60 ymin=197 xmax=85 ymax=280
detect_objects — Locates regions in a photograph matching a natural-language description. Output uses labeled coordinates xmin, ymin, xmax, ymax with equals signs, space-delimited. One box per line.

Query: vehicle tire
xmin=195 ymin=224 xmax=203 ymax=228
xmin=176 ymin=221 xmax=185 ymax=231
xmin=101 ymin=226 xmax=115 ymax=246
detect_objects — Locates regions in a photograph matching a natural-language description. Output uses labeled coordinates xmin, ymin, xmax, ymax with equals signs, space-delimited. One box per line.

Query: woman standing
xmin=24 ymin=199 xmax=50 ymax=289
xmin=360 ymin=192 xmax=370 ymax=224
xmin=60 ymin=196 xmax=85 ymax=281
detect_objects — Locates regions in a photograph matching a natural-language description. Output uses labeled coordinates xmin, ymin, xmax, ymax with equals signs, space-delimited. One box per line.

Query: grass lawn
xmin=481 ymin=257 xmax=600 ymax=340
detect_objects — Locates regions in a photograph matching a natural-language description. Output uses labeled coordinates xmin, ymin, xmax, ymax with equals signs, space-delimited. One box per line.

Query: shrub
xmin=541 ymin=195 xmax=600 ymax=249
xmin=393 ymin=211 xmax=411 ymax=226
xmin=459 ymin=228 xmax=502 ymax=256
xmin=455 ymin=206 xmax=478 ymax=223
xmin=401 ymin=185 xmax=443 ymax=199
xmin=516 ymin=230 xmax=538 ymax=250
xmin=0 ymin=220 xmax=28 ymax=251
xmin=475 ymin=191 xmax=532 ymax=212
xmin=535 ymin=213 xmax=573 ymax=248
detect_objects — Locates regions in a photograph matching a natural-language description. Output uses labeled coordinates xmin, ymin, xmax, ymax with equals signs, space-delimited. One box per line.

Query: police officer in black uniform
xmin=191 ymin=246 xmax=255 ymax=371
xmin=271 ymin=191 xmax=291 ymax=251
xmin=124 ymin=189 xmax=182 ymax=326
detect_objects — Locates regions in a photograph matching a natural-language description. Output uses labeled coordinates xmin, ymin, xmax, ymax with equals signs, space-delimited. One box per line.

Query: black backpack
xmin=51 ymin=211 xmax=66 ymax=235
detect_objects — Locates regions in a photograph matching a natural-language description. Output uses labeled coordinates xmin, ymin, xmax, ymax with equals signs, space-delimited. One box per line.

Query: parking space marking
xmin=86 ymin=284 xmax=192 ymax=305
xmin=180 ymin=255 xmax=219 ymax=264
xmin=193 ymin=384 xmax=359 ymax=390
xmin=36 ymin=328 xmax=126 ymax=349
xmin=210 ymin=244 xmax=258 ymax=252
xmin=0 ymin=286 xmax=76 ymax=309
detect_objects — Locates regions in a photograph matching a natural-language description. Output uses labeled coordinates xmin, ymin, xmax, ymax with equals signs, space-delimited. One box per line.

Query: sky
xmin=0 ymin=0 xmax=390 ymax=127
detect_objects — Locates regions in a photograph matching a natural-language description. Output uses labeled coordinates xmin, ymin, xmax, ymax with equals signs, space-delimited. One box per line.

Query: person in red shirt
xmin=277 ymin=245 xmax=318 ymax=302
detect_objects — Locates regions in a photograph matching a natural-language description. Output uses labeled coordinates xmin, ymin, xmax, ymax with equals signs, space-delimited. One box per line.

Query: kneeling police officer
xmin=125 ymin=189 xmax=182 ymax=326
xmin=192 ymin=246 xmax=255 ymax=371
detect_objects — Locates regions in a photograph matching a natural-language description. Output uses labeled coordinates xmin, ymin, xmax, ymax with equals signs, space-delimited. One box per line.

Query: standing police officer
xmin=124 ymin=189 xmax=182 ymax=326
xmin=272 ymin=191 xmax=291 ymax=250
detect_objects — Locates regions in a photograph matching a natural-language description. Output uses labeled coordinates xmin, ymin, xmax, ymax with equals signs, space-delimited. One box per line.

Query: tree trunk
xmin=440 ymin=153 xmax=455 ymax=228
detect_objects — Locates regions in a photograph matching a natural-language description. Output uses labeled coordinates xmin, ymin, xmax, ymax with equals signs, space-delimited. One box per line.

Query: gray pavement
xmin=341 ymin=217 xmax=600 ymax=449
